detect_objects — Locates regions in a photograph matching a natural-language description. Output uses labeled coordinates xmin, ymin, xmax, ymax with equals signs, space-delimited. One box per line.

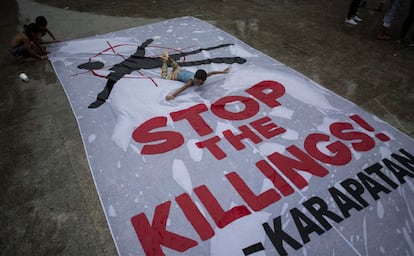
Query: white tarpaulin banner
xmin=49 ymin=16 xmax=414 ymax=256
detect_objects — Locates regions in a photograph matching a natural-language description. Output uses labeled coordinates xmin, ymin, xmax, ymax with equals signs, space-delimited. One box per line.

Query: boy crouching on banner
xmin=161 ymin=51 xmax=230 ymax=100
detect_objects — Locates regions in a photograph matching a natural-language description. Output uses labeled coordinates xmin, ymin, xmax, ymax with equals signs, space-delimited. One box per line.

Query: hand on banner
xmin=166 ymin=95 xmax=175 ymax=101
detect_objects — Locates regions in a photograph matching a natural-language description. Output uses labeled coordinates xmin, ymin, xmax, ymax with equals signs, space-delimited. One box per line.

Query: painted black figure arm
xmin=140 ymin=38 xmax=153 ymax=48
xmin=133 ymin=39 xmax=154 ymax=57
xmin=168 ymin=43 xmax=234 ymax=61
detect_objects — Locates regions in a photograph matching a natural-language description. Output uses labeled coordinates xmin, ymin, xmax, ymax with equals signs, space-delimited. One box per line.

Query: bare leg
xmin=161 ymin=51 xmax=181 ymax=80
xmin=161 ymin=51 xmax=169 ymax=79
xmin=170 ymin=58 xmax=181 ymax=72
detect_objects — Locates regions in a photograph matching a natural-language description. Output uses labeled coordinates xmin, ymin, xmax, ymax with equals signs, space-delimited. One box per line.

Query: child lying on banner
xmin=161 ymin=51 xmax=230 ymax=100
xmin=10 ymin=23 xmax=48 ymax=60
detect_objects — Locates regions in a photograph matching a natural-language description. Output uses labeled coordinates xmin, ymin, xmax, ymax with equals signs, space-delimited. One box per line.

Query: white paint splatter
xmin=302 ymin=246 xmax=308 ymax=256
xmin=129 ymin=144 xmax=141 ymax=155
xmin=229 ymin=45 xmax=257 ymax=58
xmin=258 ymin=142 xmax=285 ymax=155
xmin=108 ymin=205 xmax=117 ymax=217
xmin=353 ymin=151 xmax=362 ymax=160
xmin=88 ymin=134 xmax=97 ymax=143
xmin=195 ymin=200 xmax=207 ymax=217
xmin=260 ymin=178 xmax=274 ymax=193
xmin=379 ymin=146 xmax=392 ymax=158
xmin=281 ymin=129 xmax=299 ymax=140
xmin=210 ymin=212 xmax=271 ymax=256
xmin=268 ymin=106 xmax=295 ymax=119
xmin=172 ymin=159 xmax=193 ymax=194
xmin=363 ymin=216 xmax=368 ymax=256
xmin=316 ymin=117 xmax=336 ymax=134
xmin=201 ymin=50 xmax=211 ymax=59
xmin=281 ymin=202 xmax=289 ymax=215
xmin=403 ymin=227 xmax=414 ymax=255
xmin=377 ymin=201 xmax=384 ymax=219
xmin=187 ymin=139 xmax=203 ymax=162
xmin=406 ymin=180 xmax=414 ymax=193
xmin=215 ymin=121 xmax=236 ymax=138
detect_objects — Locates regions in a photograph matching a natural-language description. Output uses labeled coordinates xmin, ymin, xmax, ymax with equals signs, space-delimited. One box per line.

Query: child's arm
xmin=23 ymin=37 xmax=47 ymax=60
xmin=41 ymin=28 xmax=61 ymax=43
xmin=32 ymin=37 xmax=49 ymax=54
xmin=207 ymin=67 xmax=230 ymax=77
xmin=46 ymin=28 xmax=57 ymax=41
xmin=166 ymin=80 xmax=193 ymax=100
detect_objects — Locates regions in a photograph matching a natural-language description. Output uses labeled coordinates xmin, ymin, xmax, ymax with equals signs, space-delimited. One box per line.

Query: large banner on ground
xmin=49 ymin=16 xmax=414 ymax=256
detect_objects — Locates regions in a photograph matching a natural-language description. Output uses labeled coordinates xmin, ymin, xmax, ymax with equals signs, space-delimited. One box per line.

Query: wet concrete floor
xmin=0 ymin=0 xmax=413 ymax=255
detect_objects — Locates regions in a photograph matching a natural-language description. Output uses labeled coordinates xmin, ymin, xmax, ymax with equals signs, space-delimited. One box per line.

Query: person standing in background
xmin=345 ymin=0 xmax=364 ymax=26
xmin=376 ymin=0 xmax=405 ymax=39
xmin=399 ymin=0 xmax=414 ymax=45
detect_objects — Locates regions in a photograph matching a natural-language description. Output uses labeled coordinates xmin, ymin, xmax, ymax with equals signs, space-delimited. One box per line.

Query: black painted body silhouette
xmin=77 ymin=39 xmax=246 ymax=108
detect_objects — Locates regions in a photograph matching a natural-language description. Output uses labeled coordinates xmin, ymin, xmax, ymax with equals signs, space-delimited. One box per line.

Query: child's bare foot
xmin=161 ymin=50 xmax=169 ymax=61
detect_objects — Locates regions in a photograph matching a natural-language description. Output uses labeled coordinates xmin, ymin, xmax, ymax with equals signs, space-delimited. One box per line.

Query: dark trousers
xmin=401 ymin=0 xmax=414 ymax=39
xmin=347 ymin=0 xmax=362 ymax=18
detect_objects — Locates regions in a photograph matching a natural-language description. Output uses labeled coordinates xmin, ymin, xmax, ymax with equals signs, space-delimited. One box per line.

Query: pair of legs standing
xmin=377 ymin=0 xmax=405 ymax=39
xmin=346 ymin=0 xmax=363 ymax=25
xmin=400 ymin=0 xmax=414 ymax=43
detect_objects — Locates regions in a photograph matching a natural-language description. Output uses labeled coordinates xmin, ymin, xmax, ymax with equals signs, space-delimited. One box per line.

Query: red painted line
xmin=91 ymin=70 xmax=107 ymax=78
xmin=88 ymin=43 xmax=137 ymax=61
xmin=107 ymin=41 xmax=127 ymax=60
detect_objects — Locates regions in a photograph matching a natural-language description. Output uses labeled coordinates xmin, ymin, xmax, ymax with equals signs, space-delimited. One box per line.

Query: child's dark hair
xmin=194 ymin=69 xmax=207 ymax=81
xmin=24 ymin=23 xmax=42 ymax=34
xmin=35 ymin=16 xmax=48 ymax=27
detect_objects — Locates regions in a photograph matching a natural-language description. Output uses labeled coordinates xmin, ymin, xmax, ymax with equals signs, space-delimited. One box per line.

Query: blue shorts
xmin=10 ymin=45 xmax=26 ymax=57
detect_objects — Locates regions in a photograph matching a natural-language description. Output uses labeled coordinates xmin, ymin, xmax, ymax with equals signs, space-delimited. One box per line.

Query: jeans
xmin=383 ymin=0 xmax=405 ymax=27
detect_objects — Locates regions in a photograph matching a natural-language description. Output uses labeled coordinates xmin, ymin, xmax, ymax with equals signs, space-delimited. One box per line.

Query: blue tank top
xmin=177 ymin=69 xmax=194 ymax=85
